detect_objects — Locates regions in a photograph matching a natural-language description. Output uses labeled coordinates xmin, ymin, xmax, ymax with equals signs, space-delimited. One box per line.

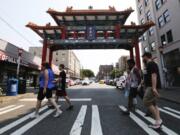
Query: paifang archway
xmin=26 ymin=6 xmax=154 ymax=69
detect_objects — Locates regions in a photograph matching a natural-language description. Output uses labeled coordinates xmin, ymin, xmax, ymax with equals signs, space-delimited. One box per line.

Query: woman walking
xmin=32 ymin=62 xmax=62 ymax=118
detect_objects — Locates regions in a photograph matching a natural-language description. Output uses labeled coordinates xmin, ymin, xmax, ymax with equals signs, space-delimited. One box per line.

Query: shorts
xmin=129 ymin=87 xmax=138 ymax=98
xmin=37 ymin=87 xmax=52 ymax=100
xmin=56 ymin=87 xmax=67 ymax=97
xmin=143 ymin=87 xmax=157 ymax=107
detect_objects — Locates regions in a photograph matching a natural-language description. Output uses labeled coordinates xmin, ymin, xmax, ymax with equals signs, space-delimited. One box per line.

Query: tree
xmin=80 ymin=69 xmax=95 ymax=78
xmin=110 ymin=69 xmax=124 ymax=79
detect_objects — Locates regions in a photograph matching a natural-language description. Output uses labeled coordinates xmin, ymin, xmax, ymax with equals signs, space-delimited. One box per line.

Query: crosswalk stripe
xmin=10 ymin=106 xmax=60 ymax=135
xmin=0 ymin=105 xmax=16 ymax=112
xmin=159 ymin=108 xmax=180 ymax=119
xmin=163 ymin=107 xmax=180 ymax=115
xmin=91 ymin=105 xmax=103 ymax=135
xmin=0 ymin=105 xmax=24 ymax=115
xmin=19 ymin=98 xmax=92 ymax=102
xmin=70 ymin=105 xmax=87 ymax=135
xmin=136 ymin=109 xmax=178 ymax=135
xmin=0 ymin=105 xmax=48 ymax=134
xmin=119 ymin=106 xmax=159 ymax=135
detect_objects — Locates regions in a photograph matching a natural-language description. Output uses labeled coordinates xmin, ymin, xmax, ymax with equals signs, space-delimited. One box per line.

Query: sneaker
xmin=31 ymin=113 xmax=40 ymax=119
xmin=53 ymin=110 xmax=62 ymax=118
xmin=66 ymin=105 xmax=74 ymax=111
xmin=148 ymin=124 xmax=161 ymax=130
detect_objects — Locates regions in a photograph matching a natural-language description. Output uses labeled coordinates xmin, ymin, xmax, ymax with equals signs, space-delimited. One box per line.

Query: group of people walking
xmin=124 ymin=52 xmax=163 ymax=130
xmin=31 ymin=63 xmax=73 ymax=118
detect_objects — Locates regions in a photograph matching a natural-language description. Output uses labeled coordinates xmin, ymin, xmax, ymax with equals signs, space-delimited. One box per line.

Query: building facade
xmin=97 ymin=65 xmax=114 ymax=80
xmin=118 ymin=56 xmax=130 ymax=71
xmin=29 ymin=47 xmax=81 ymax=79
xmin=136 ymin=0 xmax=180 ymax=87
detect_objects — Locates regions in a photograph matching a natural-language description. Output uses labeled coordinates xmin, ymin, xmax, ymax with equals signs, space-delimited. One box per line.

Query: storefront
xmin=164 ymin=49 xmax=180 ymax=87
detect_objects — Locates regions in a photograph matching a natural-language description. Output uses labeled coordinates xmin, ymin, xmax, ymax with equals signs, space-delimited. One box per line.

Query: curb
xmin=160 ymin=97 xmax=180 ymax=105
xmin=0 ymin=93 xmax=34 ymax=105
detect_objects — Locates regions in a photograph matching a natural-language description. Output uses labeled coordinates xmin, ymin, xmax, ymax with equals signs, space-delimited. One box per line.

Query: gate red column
xmin=130 ymin=48 xmax=134 ymax=60
xmin=49 ymin=49 xmax=53 ymax=66
xmin=42 ymin=40 xmax=48 ymax=64
xmin=134 ymin=39 xmax=141 ymax=69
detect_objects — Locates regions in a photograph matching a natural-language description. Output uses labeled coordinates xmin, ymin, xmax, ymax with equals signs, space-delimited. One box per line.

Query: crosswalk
xmin=0 ymin=104 xmax=180 ymax=135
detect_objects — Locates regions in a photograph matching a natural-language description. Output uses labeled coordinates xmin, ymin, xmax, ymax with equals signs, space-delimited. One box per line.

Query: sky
xmin=0 ymin=0 xmax=138 ymax=74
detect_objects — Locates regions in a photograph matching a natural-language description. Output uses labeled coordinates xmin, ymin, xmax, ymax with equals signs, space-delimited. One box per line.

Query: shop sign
xmin=0 ymin=51 xmax=8 ymax=61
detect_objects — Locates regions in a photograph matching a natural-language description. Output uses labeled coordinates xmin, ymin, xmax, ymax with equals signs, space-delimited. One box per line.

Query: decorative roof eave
xmin=47 ymin=7 xmax=134 ymax=26
xmin=47 ymin=7 xmax=134 ymax=15
xmin=121 ymin=21 xmax=155 ymax=29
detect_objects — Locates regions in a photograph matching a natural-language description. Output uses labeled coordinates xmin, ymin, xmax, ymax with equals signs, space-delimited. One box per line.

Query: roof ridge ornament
xmin=66 ymin=6 xmax=73 ymax=12
xmin=109 ymin=6 xmax=116 ymax=11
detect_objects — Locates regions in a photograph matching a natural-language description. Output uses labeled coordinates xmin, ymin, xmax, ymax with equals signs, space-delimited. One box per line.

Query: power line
xmin=0 ymin=15 xmax=35 ymax=46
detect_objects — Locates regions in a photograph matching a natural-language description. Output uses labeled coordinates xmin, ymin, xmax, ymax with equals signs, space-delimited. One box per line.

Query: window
xmin=56 ymin=58 xmax=58 ymax=62
xmin=33 ymin=52 xmax=36 ymax=56
xmin=167 ymin=30 xmax=173 ymax=43
xmin=161 ymin=34 xmax=166 ymax=46
xmin=163 ymin=10 xmax=170 ymax=23
xmin=145 ymin=0 xmax=149 ymax=6
xmin=62 ymin=53 xmax=65 ymax=56
xmin=56 ymin=52 xmax=58 ymax=55
xmin=158 ymin=15 xmax=164 ymax=28
xmin=146 ymin=10 xmax=152 ymax=21
xmin=151 ymin=42 xmax=156 ymax=51
xmin=155 ymin=0 xmax=162 ymax=10
xmin=149 ymin=27 xmax=154 ymax=36
xmin=139 ymin=5 xmax=143 ymax=15
xmin=141 ymin=18 xmax=145 ymax=24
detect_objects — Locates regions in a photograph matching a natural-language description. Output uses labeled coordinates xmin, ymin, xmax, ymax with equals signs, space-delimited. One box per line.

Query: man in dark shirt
xmin=142 ymin=52 xmax=162 ymax=130
xmin=55 ymin=64 xmax=73 ymax=110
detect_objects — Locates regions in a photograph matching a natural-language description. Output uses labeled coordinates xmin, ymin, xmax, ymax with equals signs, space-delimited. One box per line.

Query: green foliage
xmin=80 ymin=69 xmax=95 ymax=78
xmin=110 ymin=69 xmax=123 ymax=78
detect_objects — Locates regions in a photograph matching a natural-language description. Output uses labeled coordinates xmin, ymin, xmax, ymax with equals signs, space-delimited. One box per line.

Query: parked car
xmin=99 ymin=80 xmax=105 ymax=84
xmin=82 ymin=78 xmax=90 ymax=85
xmin=116 ymin=76 xmax=126 ymax=89
xmin=74 ymin=79 xmax=81 ymax=85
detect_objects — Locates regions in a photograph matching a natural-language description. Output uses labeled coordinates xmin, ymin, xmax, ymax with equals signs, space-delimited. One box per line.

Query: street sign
xmin=86 ymin=26 xmax=96 ymax=41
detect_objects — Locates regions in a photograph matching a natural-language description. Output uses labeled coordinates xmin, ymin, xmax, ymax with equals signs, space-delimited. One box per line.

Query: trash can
xmin=18 ymin=78 xmax=26 ymax=94
xmin=6 ymin=79 xmax=18 ymax=96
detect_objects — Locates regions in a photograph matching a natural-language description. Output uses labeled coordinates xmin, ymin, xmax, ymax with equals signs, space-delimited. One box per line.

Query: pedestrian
xmin=124 ymin=59 xmax=141 ymax=115
xmin=55 ymin=64 xmax=73 ymax=110
xmin=31 ymin=62 xmax=62 ymax=118
xmin=142 ymin=52 xmax=162 ymax=129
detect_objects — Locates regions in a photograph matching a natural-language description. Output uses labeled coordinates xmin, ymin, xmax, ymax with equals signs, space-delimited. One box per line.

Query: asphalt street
xmin=0 ymin=83 xmax=180 ymax=135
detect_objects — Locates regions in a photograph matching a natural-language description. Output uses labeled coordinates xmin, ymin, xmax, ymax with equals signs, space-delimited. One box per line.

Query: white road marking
xmin=159 ymin=108 xmax=180 ymax=119
xmin=0 ymin=106 xmax=48 ymax=134
xmin=91 ymin=105 xmax=103 ymax=135
xmin=0 ymin=105 xmax=16 ymax=112
xmin=163 ymin=107 xmax=180 ymax=115
xmin=19 ymin=98 xmax=92 ymax=102
xmin=10 ymin=106 xmax=60 ymax=135
xmin=136 ymin=109 xmax=178 ymax=135
xmin=70 ymin=105 xmax=87 ymax=135
xmin=0 ymin=105 xmax=24 ymax=115
xmin=119 ymin=106 xmax=159 ymax=135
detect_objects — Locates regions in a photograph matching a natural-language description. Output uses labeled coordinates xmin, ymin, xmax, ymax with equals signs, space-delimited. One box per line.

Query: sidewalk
xmin=0 ymin=87 xmax=36 ymax=105
xmin=160 ymin=87 xmax=180 ymax=104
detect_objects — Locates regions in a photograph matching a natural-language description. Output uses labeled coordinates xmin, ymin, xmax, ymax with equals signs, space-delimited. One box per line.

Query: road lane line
xmin=163 ymin=107 xmax=180 ymax=115
xmin=0 ymin=106 xmax=48 ymax=134
xmin=119 ymin=106 xmax=159 ymax=135
xmin=19 ymin=98 xmax=92 ymax=102
xmin=136 ymin=109 xmax=178 ymax=135
xmin=91 ymin=105 xmax=103 ymax=135
xmin=10 ymin=106 xmax=60 ymax=135
xmin=159 ymin=108 xmax=180 ymax=119
xmin=70 ymin=105 xmax=87 ymax=135
xmin=0 ymin=105 xmax=24 ymax=115
xmin=0 ymin=105 xmax=16 ymax=112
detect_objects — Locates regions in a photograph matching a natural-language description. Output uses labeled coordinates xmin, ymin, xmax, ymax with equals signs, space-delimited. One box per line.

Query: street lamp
xmin=17 ymin=48 xmax=23 ymax=78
